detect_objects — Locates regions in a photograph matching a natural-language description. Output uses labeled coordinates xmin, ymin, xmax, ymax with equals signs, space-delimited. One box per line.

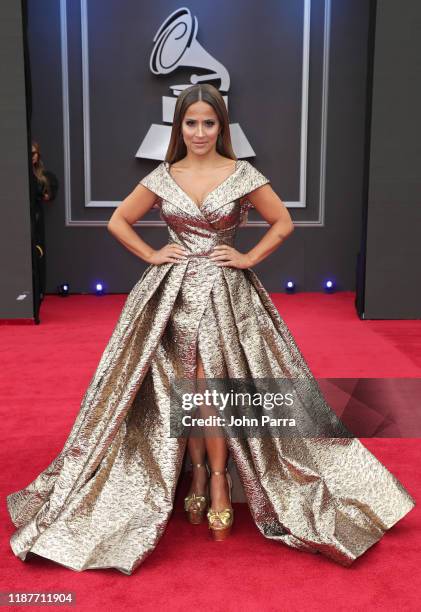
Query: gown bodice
xmin=139 ymin=159 xmax=270 ymax=256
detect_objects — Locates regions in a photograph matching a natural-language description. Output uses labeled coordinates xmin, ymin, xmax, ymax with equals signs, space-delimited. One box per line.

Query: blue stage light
xmin=57 ymin=283 xmax=70 ymax=297
xmin=95 ymin=282 xmax=105 ymax=296
xmin=324 ymin=279 xmax=335 ymax=292
xmin=285 ymin=280 xmax=296 ymax=293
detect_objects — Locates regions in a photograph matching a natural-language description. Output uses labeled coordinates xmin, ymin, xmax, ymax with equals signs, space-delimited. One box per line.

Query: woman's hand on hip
xmin=209 ymin=245 xmax=253 ymax=269
xmin=146 ymin=243 xmax=188 ymax=265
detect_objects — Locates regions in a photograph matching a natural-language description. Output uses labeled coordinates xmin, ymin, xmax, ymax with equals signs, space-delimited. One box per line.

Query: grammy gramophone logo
xmin=136 ymin=7 xmax=256 ymax=161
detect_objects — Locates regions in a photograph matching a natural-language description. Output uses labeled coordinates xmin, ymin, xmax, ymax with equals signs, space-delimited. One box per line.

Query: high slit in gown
xmin=6 ymin=159 xmax=415 ymax=574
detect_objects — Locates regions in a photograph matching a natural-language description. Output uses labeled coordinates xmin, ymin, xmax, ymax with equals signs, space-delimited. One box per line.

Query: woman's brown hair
xmin=165 ymin=84 xmax=236 ymax=164
xmin=32 ymin=141 xmax=51 ymax=196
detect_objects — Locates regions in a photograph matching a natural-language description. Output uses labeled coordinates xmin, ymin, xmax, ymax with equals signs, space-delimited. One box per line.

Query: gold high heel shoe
xmin=184 ymin=462 xmax=210 ymax=525
xmin=207 ymin=468 xmax=234 ymax=541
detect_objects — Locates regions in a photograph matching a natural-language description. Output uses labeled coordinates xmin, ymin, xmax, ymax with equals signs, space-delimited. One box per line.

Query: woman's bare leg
xmin=185 ymin=351 xmax=208 ymax=497
xmin=186 ymin=438 xmax=207 ymax=496
xmin=195 ymin=351 xmax=231 ymax=512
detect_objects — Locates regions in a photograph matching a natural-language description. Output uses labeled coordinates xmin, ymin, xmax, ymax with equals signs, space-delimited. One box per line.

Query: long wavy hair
xmin=32 ymin=141 xmax=51 ymax=196
xmin=165 ymin=84 xmax=236 ymax=164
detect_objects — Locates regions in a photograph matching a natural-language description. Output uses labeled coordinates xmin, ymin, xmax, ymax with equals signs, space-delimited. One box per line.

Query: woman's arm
xmin=107 ymin=184 xmax=187 ymax=265
xmin=243 ymin=184 xmax=294 ymax=267
xmin=211 ymin=184 xmax=294 ymax=269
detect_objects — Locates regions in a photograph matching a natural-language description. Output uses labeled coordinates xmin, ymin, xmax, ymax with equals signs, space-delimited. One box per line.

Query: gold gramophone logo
xmin=136 ymin=7 xmax=256 ymax=161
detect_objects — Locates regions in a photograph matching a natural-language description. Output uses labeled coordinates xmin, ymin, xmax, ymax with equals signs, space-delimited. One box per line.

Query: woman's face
xmin=180 ymin=101 xmax=221 ymax=156
xmin=32 ymin=148 xmax=39 ymax=165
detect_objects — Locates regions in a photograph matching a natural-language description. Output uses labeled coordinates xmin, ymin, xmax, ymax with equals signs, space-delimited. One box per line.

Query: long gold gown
xmin=6 ymin=159 xmax=415 ymax=574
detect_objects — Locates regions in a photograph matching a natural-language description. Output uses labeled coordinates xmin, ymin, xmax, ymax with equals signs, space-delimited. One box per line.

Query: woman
xmin=31 ymin=141 xmax=59 ymax=301
xmin=7 ymin=84 xmax=415 ymax=574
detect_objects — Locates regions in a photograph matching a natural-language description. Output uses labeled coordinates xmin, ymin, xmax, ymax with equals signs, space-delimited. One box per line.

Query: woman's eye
xmin=185 ymin=120 xmax=215 ymax=126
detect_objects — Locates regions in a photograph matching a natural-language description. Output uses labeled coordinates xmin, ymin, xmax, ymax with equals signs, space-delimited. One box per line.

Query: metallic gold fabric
xmin=7 ymin=160 xmax=415 ymax=574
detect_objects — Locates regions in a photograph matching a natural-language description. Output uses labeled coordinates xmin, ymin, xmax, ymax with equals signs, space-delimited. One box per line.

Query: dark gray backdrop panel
xmin=0 ymin=0 xmax=33 ymax=319
xmin=27 ymin=0 xmax=371 ymax=294
xmin=364 ymin=0 xmax=421 ymax=318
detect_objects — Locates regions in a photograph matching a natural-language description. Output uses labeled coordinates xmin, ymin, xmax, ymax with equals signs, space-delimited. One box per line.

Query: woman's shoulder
xmin=138 ymin=162 xmax=168 ymax=208
xmin=139 ymin=161 xmax=166 ymax=187
xmin=236 ymin=159 xmax=270 ymax=190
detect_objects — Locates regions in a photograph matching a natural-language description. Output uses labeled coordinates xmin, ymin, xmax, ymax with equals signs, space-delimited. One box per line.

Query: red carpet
xmin=1 ymin=291 xmax=420 ymax=611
